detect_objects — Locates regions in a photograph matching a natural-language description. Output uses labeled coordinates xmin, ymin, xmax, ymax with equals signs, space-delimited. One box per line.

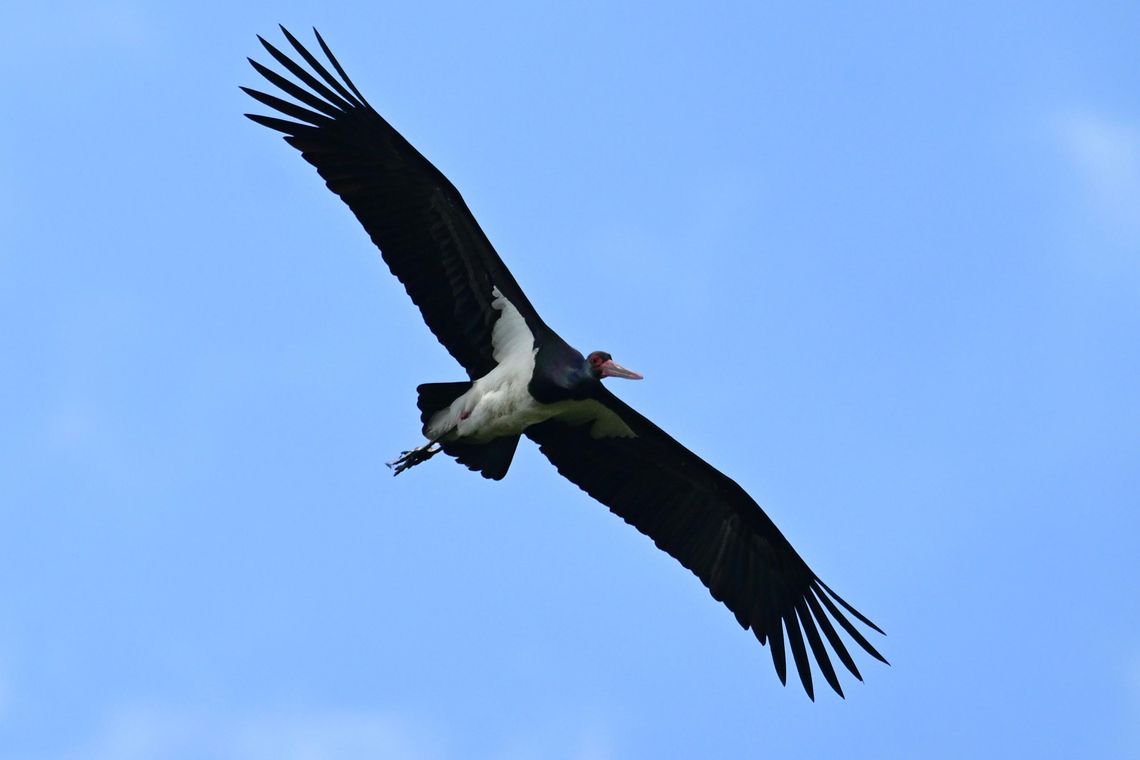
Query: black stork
xmin=243 ymin=27 xmax=888 ymax=700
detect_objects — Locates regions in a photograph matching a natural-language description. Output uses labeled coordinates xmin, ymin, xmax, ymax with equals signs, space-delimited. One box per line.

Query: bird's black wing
xmin=525 ymin=388 xmax=888 ymax=699
xmin=243 ymin=27 xmax=547 ymax=379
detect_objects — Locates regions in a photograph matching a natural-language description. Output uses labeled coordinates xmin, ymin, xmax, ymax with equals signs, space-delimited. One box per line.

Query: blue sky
xmin=1 ymin=1 xmax=1138 ymax=758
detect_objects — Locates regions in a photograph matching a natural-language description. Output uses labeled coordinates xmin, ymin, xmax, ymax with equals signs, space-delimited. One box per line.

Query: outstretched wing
xmin=526 ymin=388 xmax=888 ymax=699
xmin=243 ymin=27 xmax=547 ymax=379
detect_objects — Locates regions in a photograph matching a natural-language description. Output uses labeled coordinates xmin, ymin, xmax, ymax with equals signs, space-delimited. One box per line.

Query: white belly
xmin=424 ymin=357 xmax=636 ymax=443
xmin=422 ymin=286 xmax=636 ymax=444
xmin=423 ymin=286 xmax=548 ymax=442
xmin=426 ymin=358 xmax=551 ymax=442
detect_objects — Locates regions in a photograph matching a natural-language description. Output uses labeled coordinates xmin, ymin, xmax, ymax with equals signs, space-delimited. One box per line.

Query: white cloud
xmin=50 ymin=705 xmax=445 ymax=760
xmin=36 ymin=398 xmax=144 ymax=496
xmin=232 ymin=709 xmax=445 ymax=760
xmin=1125 ymin=650 xmax=1140 ymax=756
xmin=0 ymin=671 xmax=9 ymax=721
xmin=0 ymin=2 xmax=150 ymax=72
xmin=1053 ymin=110 xmax=1140 ymax=245
xmin=48 ymin=703 xmax=622 ymax=760
xmin=493 ymin=717 xmax=617 ymax=760
xmin=53 ymin=704 xmax=194 ymax=760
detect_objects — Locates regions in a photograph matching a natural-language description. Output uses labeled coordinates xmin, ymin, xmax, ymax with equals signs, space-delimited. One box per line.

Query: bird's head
xmin=586 ymin=351 xmax=643 ymax=381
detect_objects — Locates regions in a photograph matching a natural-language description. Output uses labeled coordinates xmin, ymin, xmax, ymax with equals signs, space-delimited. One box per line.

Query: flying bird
xmin=243 ymin=26 xmax=888 ymax=699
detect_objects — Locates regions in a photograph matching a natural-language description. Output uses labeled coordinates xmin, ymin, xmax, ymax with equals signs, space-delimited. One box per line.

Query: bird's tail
xmin=441 ymin=435 xmax=520 ymax=481
xmin=416 ymin=381 xmax=472 ymax=427
xmin=413 ymin=381 xmax=520 ymax=480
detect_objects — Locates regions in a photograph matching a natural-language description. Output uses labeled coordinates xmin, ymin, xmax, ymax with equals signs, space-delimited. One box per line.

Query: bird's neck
xmin=529 ymin=342 xmax=594 ymax=404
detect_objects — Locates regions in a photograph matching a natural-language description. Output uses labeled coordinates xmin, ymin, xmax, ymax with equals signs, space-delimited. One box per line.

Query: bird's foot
xmin=387 ymin=442 xmax=442 ymax=476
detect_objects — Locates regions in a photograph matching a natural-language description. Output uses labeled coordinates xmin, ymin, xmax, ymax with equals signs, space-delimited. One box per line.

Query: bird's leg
xmin=387 ymin=441 xmax=442 ymax=476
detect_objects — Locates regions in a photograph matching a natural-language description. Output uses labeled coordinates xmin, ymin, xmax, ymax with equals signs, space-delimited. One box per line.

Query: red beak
xmin=600 ymin=359 xmax=643 ymax=380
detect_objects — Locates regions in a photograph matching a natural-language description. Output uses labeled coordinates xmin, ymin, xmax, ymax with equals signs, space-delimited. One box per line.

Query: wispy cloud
xmin=0 ymin=2 xmax=150 ymax=72
xmin=1053 ymin=110 xmax=1140 ymax=246
xmin=44 ymin=702 xmax=622 ymax=760
xmin=0 ymin=670 xmax=9 ymax=722
xmin=232 ymin=709 xmax=446 ymax=760
xmin=1125 ymin=649 xmax=1140 ymax=757
xmin=53 ymin=704 xmax=195 ymax=760
xmin=49 ymin=705 xmax=445 ymax=760
xmin=496 ymin=718 xmax=616 ymax=760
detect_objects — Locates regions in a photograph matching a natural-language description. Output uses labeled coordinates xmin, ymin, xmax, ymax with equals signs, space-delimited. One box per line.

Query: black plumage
xmin=244 ymin=26 xmax=888 ymax=699
xmin=526 ymin=386 xmax=887 ymax=698
xmin=244 ymin=27 xmax=548 ymax=381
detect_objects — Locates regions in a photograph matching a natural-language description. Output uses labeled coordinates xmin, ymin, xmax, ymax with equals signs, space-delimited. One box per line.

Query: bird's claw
xmin=387 ymin=443 xmax=441 ymax=475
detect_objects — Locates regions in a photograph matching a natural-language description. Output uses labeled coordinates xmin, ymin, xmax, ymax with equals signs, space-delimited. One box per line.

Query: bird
xmin=243 ymin=26 xmax=888 ymax=700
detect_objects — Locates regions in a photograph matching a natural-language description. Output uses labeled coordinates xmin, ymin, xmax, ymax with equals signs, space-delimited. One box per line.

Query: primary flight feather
xmin=244 ymin=26 xmax=887 ymax=699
